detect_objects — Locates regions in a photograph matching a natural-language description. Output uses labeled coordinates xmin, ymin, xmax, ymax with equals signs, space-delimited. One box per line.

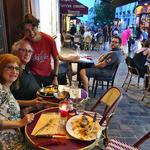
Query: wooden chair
xmin=106 ymin=131 xmax=150 ymax=150
xmin=90 ymin=87 xmax=122 ymax=145
xmin=92 ymin=63 xmax=119 ymax=97
xmin=141 ymin=64 xmax=150 ymax=101
xmin=62 ymin=32 xmax=72 ymax=48
xmin=122 ymin=56 xmax=143 ymax=92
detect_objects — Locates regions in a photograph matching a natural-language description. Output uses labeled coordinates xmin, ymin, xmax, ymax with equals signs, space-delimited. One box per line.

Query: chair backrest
xmin=133 ymin=131 xmax=150 ymax=148
xmin=112 ymin=63 xmax=119 ymax=79
xmin=126 ymin=56 xmax=140 ymax=76
xmin=91 ymin=87 xmax=122 ymax=125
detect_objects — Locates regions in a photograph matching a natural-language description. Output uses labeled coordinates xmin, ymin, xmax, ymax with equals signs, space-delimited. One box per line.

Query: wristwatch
xmin=54 ymin=74 xmax=58 ymax=77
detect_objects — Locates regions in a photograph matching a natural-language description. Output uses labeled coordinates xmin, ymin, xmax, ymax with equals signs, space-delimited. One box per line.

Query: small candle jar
xmin=59 ymin=100 xmax=69 ymax=118
xmin=59 ymin=100 xmax=69 ymax=125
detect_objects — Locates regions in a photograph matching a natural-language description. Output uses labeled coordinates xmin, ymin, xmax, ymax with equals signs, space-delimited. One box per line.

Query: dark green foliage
xmin=93 ymin=2 xmax=115 ymax=25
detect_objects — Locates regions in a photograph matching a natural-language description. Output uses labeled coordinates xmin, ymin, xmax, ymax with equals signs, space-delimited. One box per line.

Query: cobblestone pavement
xmin=61 ymin=47 xmax=150 ymax=149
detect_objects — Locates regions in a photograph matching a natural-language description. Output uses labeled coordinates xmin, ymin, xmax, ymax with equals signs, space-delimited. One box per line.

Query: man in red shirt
xmin=19 ymin=14 xmax=59 ymax=87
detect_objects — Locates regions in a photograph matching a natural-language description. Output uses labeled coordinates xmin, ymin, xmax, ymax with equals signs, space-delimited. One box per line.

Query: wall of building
xmin=31 ymin=0 xmax=61 ymax=51
xmin=115 ymin=2 xmax=138 ymax=30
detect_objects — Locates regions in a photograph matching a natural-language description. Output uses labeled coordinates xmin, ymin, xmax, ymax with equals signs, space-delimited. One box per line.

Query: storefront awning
xmin=60 ymin=0 xmax=88 ymax=16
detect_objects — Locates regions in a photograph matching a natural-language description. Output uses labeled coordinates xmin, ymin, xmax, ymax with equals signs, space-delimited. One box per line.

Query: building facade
xmin=115 ymin=2 xmax=138 ymax=30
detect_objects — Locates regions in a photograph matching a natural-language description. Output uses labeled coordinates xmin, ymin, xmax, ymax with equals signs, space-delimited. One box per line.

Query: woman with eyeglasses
xmin=11 ymin=39 xmax=40 ymax=100
xmin=0 ymin=54 xmax=37 ymax=149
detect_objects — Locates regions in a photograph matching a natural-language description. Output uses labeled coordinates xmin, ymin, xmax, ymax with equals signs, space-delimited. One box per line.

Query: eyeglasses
xmin=111 ymin=41 xmax=119 ymax=44
xmin=5 ymin=65 xmax=20 ymax=72
xmin=19 ymin=48 xmax=33 ymax=54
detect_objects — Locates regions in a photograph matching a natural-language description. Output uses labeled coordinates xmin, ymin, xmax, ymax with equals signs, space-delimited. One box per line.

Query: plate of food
xmin=66 ymin=115 xmax=101 ymax=141
xmin=53 ymin=91 xmax=70 ymax=100
xmin=37 ymin=85 xmax=58 ymax=98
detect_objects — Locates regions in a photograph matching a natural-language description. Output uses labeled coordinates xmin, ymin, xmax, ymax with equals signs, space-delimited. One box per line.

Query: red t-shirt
xmin=29 ymin=32 xmax=58 ymax=77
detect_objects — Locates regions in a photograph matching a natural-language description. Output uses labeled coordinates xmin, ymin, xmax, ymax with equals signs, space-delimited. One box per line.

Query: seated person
xmin=132 ymin=39 xmax=150 ymax=77
xmin=11 ymin=39 xmax=40 ymax=100
xmin=80 ymin=36 xmax=123 ymax=91
xmin=0 ymin=54 xmax=47 ymax=150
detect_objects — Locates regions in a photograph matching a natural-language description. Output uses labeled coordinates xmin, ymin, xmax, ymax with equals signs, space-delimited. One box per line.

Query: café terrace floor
xmin=60 ymin=47 xmax=150 ymax=150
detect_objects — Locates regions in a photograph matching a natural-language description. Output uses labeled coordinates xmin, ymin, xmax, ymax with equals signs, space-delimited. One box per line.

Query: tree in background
xmin=94 ymin=2 xmax=115 ymax=25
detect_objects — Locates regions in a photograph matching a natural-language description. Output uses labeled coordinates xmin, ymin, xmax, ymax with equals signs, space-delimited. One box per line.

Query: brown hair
xmin=144 ymin=39 xmax=150 ymax=48
xmin=0 ymin=54 xmax=21 ymax=84
xmin=18 ymin=14 xmax=40 ymax=31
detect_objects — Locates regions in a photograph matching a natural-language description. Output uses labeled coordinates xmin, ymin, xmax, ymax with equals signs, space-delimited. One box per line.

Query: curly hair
xmin=18 ymin=14 xmax=40 ymax=30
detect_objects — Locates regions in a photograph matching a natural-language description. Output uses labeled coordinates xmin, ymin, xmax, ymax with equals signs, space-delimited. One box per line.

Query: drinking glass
xmin=76 ymin=102 xmax=85 ymax=115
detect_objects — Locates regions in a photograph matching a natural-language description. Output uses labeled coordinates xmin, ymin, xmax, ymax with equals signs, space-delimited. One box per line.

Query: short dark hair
xmin=112 ymin=35 xmax=121 ymax=44
xmin=18 ymin=14 xmax=40 ymax=30
xmin=144 ymin=39 xmax=150 ymax=47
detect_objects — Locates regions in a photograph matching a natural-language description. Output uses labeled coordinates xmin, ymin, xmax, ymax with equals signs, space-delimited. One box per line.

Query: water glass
xmin=76 ymin=102 xmax=85 ymax=115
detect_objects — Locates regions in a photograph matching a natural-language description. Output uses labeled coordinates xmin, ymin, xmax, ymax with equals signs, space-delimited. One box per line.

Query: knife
xmin=35 ymin=134 xmax=66 ymax=138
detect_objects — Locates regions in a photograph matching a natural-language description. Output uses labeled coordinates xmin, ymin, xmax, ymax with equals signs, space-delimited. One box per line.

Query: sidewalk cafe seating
xmin=105 ymin=131 xmax=150 ymax=150
xmin=92 ymin=63 xmax=119 ymax=97
xmin=90 ymin=87 xmax=122 ymax=145
xmin=122 ymin=56 xmax=143 ymax=92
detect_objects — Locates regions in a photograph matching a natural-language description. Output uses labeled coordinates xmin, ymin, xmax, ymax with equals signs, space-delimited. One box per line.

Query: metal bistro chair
xmin=90 ymin=87 xmax=122 ymax=145
xmin=62 ymin=32 xmax=72 ymax=48
xmin=106 ymin=131 xmax=150 ymax=150
xmin=92 ymin=63 xmax=119 ymax=97
xmin=122 ymin=56 xmax=143 ymax=92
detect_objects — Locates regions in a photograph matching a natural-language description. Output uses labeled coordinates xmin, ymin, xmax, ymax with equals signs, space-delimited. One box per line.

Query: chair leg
xmin=94 ymin=80 xmax=98 ymax=97
xmin=102 ymin=81 xmax=104 ymax=90
xmin=126 ymin=74 xmax=132 ymax=92
xmin=141 ymin=89 xmax=147 ymax=101
xmin=107 ymin=81 xmax=109 ymax=89
xmin=122 ymin=71 xmax=129 ymax=87
xmin=137 ymin=77 xmax=140 ymax=88
xmin=92 ymin=78 xmax=96 ymax=93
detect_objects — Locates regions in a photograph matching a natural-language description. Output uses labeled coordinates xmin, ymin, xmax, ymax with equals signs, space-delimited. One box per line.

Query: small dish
xmin=37 ymin=85 xmax=58 ymax=98
xmin=54 ymin=91 xmax=70 ymax=100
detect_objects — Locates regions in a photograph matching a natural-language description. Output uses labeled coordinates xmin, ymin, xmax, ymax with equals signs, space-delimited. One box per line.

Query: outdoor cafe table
xmin=69 ymin=54 xmax=95 ymax=86
xmin=25 ymin=107 xmax=97 ymax=150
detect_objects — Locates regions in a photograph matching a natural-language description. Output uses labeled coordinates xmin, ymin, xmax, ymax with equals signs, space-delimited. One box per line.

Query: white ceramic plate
xmin=66 ymin=115 xmax=101 ymax=141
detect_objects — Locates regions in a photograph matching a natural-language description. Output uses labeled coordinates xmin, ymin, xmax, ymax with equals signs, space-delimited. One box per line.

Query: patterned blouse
xmin=0 ymin=83 xmax=31 ymax=150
